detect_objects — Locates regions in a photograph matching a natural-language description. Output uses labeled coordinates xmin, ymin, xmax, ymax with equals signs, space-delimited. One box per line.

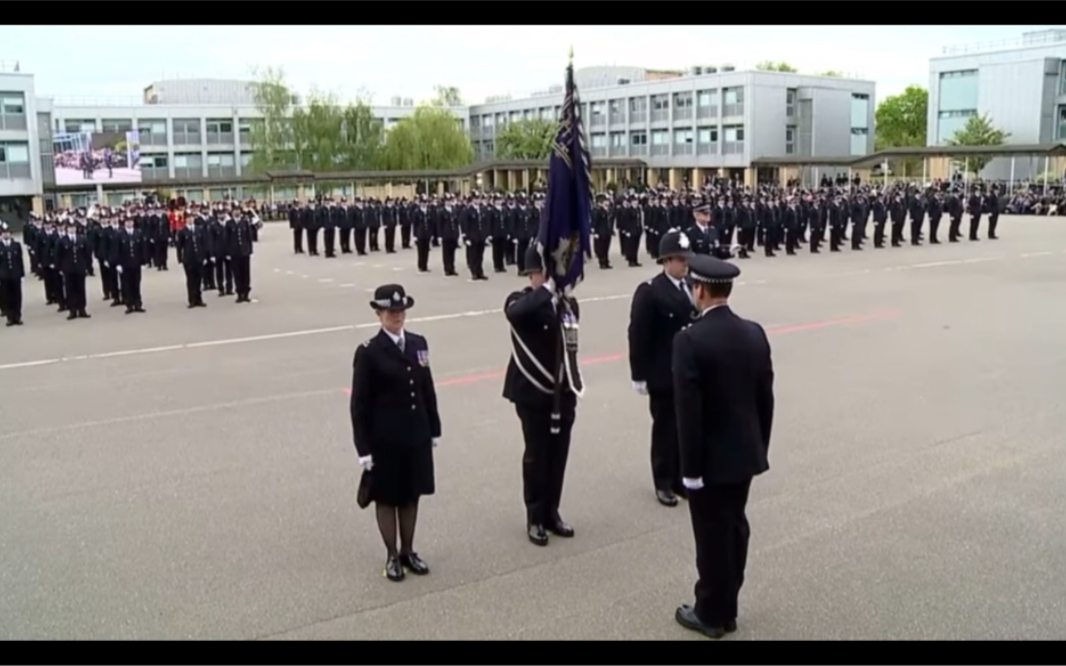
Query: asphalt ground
xmin=1 ymin=215 xmax=1065 ymax=640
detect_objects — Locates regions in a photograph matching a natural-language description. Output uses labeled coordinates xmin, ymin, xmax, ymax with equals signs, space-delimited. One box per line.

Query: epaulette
xmin=645 ymin=278 xmax=654 ymax=286
xmin=361 ymin=338 xmax=373 ymax=349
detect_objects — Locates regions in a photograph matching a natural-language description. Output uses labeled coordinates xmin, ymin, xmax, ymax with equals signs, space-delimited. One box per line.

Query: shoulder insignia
xmin=361 ymin=338 xmax=373 ymax=348
xmin=645 ymin=279 xmax=654 ymax=286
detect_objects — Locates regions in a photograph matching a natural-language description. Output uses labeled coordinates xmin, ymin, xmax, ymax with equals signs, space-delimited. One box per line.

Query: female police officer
xmin=350 ymin=284 xmax=443 ymax=581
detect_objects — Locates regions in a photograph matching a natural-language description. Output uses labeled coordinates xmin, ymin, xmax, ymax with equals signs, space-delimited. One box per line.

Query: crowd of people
xmin=0 ymin=200 xmax=261 ymax=327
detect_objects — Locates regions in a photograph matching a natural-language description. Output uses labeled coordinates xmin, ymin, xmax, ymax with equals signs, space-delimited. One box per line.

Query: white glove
xmin=682 ymin=477 xmax=704 ymax=490
xmin=226 ymin=255 xmax=231 ymax=260
xmin=432 ymin=438 xmax=439 ymax=448
xmin=116 ymin=265 xmax=123 ymax=273
xmin=358 ymin=455 xmax=373 ymax=471
xmin=103 ymin=261 xmax=109 ymax=267
xmin=633 ymin=381 xmax=648 ymax=396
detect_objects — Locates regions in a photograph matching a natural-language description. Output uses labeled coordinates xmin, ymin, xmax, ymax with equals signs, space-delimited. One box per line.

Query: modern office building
xmin=0 ymin=60 xmax=46 ymax=227
xmin=928 ymin=29 xmax=1066 ymax=179
xmin=468 ymin=66 xmax=876 ymax=187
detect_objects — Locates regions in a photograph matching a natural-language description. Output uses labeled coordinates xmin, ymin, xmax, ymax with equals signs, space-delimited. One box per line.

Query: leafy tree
xmin=495 ymin=118 xmax=556 ymax=160
xmin=291 ymin=88 xmax=384 ymax=172
xmin=755 ymin=61 xmax=798 ymax=72
xmin=946 ymin=113 xmax=1010 ymax=173
xmin=818 ymin=70 xmax=843 ymax=77
xmin=248 ymin=66 xmax=298 ymax=173
xmin=378 ymin=106 xmax=474 ymax=171
xmin=430 ymin=86 xmax=463 ymax=107
xmin=875 ymin=85 xmax=929 ymax=175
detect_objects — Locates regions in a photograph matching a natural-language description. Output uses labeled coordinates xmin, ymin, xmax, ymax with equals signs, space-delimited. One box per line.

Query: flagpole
xmin=550 ymin=49 xmax=572 ymax=436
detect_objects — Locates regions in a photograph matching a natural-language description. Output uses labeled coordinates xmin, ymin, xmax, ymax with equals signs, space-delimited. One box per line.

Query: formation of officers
xmin=287 ymin=178 xmax=1002 ymax=283
xmin=1 ymin=201 xmax=261 ymax=326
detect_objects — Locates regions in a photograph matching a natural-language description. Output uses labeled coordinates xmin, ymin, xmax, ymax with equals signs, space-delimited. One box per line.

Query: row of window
xmin=0 ymin=141 xmax=30 ymax=164
xmin=1 ymin=92 xmax=25 ymax=115
xmin=72 ymin=186 xmax=277 ymax=209
xmin=59 ymin=117 xmax=260 ymax=136
xmin=141 ymin=152 xmax=252 ymax=169
xmin=586 ymin=126 xmax=747 ymax=148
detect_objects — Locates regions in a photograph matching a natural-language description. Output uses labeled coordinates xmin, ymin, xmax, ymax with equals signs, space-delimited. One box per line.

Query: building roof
xmin=751 ymin=155 xmax=863 ymax=167
xmin=755 ymin=143 xmax=1066 ymax=169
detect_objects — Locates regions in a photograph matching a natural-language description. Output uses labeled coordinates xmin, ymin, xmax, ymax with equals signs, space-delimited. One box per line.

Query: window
xmin=1057 ymin=105 xmax=1066 ymax=140
xmin=609 ymin=132 xmax=626 ymax=147
xmin=539 ymin=107 xmax=552 ymax=120
xmin=651 ymin=95 xmax=670 ymax=110
xmin=240 ymin=152 xmax=253 ymax=167
xmin=64 ymin=119 xmax=96 ymax=133
xmin=523 ymin=109 xmax=533 ymax=121
xmin=696 ymin=127 xmax=718 ymax=144
xmin=590 ymin=102 xmax=604 ymax=116
xmin=696 ymin=90 xmax=717 ymax=107
xmin=850 ymin=93 xmax=870 ymax=129
xmin=173 ymin=153 xmax=202 ymax=168
xmin=590 ymin=134 xmax=607 ymax=148
xmin=723 ymin=87 xmax=743 ymax=105
xmin=0 ymin=142 xmax=30 ymax=163
xmin=138 ymin=120 xmax=167 ymax=135
xmin=142 ymin=155 xmax=168 ymax=168
xmin=509 ymin=111 xmax=521 ymax=123
xmin=495 ymin=113 xmax=507 ymax=127
xmin=630 ymin=132 xmax=647 ymax=146
xmin=608 ymin=99 xmax=622 ymax=115
xmin=850 ymin=128 xmax=868 ymax=155
xmin=651 ymin=130 xmax=669 ymax=145
xmin=1061 ymin=61 xmax=1066 ymax=96
xmin=174 ymin=119 xmax=201 ymax=134
xmin=785 ymin=126 xmax=796 ymax=154
xmin=723 ymin=126 xmax=744 ymax=142
xmin=1 ymin=93 xmax=25 ymax=114
xmin=629 ymin=97 xmax=647 ymax=112
xmin=483 ymin=115 xmax=494 ymax=128
xmin=101 ymin=119 xmax=133 ymax=133
xmin=786 ymin=88 xmax=797 ymax=116
xmin=938 ymin=70 xmax=978 ymax=113
xmin=673 ymin=93 xmax=693 ymax=108
xmin=936 ymin=109 xmax=977 ymax=144
xmin=206 ymin=120 xmax=233 ymax=134
xmin=673 ymin=129 xmax=693 ymax=144
xmin=207 ymin=153 xmax=235 ymax=166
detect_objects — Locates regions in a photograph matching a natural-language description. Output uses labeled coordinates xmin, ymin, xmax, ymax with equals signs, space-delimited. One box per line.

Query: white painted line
xmin=318 ymin=278 xmax=334 ymax=283
xmin=910 ymin=260 xmax=962 ymax=269
xmin=300 ymin=274 xmax=309 ymax=279
xmin=0 ymin=293 xmax=631 ymax=371
xmin=1020 ymin=251 xmax=1054 ymax=258
xmin=960 ymin=256 xmax=999 ymax=264
xmin=273 ymin=268 xmax=280 ymax=273
xmin=285 ymin=271 xmax=294 ymax=275
xmin=339 ymin=283 xmax=355 ymax=288
xmin=392 ymin=267 xmax=405 ymax=272
xmin=352 ymin=262 xmax=365 ymax=267
xmin=372 ymin=264 xmax=383 ymax=269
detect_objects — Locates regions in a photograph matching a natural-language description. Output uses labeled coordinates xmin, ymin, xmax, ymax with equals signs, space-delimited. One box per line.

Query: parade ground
xmin=2 ymin=215 xmax=1065 ymax=641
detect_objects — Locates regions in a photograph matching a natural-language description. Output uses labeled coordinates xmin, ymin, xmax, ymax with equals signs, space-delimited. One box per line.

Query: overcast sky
xmin=3 ymin=25 xmax=1064 ymax=105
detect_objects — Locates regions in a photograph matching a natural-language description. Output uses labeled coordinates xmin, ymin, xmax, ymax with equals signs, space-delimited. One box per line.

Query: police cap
xmin=520 ymin=244 xmax=544 ymax=276
xmin=687 ymin=254 xmax=741 ymax=285
xmin=693 ymin=200 xmax=712 ymax=215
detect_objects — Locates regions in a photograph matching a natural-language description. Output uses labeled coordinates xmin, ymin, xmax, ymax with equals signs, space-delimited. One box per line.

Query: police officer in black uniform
xmin=177 ymin=215 xmax=211 ymax=308
xmin=0 ymin=222 xmax=25 ymax=326
xmin=350 ymin=284 xmax=442 ymax=582
xmin=628 ymin=229 xmax=698 ymax=506
xmin=672 ymin=254 xmax=775 ymax=640
xmin=503 ymin=245 xmax=583 ymax=546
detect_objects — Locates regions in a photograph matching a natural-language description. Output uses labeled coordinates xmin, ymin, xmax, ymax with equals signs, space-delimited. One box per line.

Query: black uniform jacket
xmin=350 ymin=329 xmax=442 ymax=459
xmin=502 ymin=286 xmax=581 ymax=409
xmin=672 ymin=305 xmax=774 ymax=485
xmin=0 ymin=240 xmax=25 ymax=281
xmin=628 ymin=273 xmax=698 ymax=394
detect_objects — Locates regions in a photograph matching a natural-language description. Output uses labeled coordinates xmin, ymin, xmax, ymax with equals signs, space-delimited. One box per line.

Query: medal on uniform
xmin=417 ymin=350 xmax=429 ymax=367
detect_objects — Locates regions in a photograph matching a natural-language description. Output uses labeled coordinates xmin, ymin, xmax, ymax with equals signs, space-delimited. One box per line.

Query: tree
xmin=290 ymin=88 xmax=384 ymax=172
xmin=755 ymin=61 xmax=798 ymax=73
xmin=248 ymin=66 xmax=298 ymax=173
xmin=378 ymin=106 xmax=474 ymax=171
xmin=818 ymin=70 xmax=844 ymax=77
xmin=946 ymin=113 xmax=1010 ymax=173
xmin=430 ymin=86 xmax=463 ymax=107
xmin=875 ymin=85 xmax=929 ymax=176
xmin=495 ymin=118 xmax=556 ymax=160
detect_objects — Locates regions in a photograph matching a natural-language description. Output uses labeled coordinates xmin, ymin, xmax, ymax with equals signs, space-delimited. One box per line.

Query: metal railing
xmin=206 ymin=132 xmax=236 ymax=145
xmin=629 ymin=111 xmax=647 ymax=123
xmin=590 ymin=146 xmax=608 ymax=157
xmin=608 ymin=112 xmax=625 ymax=125
xmin=723 ymin=103 xmax=744 ymax=117
xmin=941 ymin=31 xmax=1066 ymax=56
xmin=589 ymin=115 xmax=606 ymax=127
xmin=0 ymin=60 xmax=24 ymax=74
xmin=172 ymin=132 xmax=202 ymax=146
xmin=696 ymin=143 xmax=717 ymax=155
xmin=722 ymin=141 xmax=744 ymax=155
xmin=630 ymin=144 xmax=647 ymax=156
xmin=696 ymin=106 xmax=717 ymax=119
xmin=0 ymin=114 xmax=27 ymax=131
xmin=650 ymin=144 xmax=670 ymax=156
xmin=650 ymin=109 xmax=669 ymax=123
xmin=0 ymin=163 xmax=32 ymax=179
xmin=51 ymin=95 xmax=146 ymax=106
xmin=673 ymin=143 xmax=693 ymax=155
xmin=673 ymin=107 xmax=693 ymax=121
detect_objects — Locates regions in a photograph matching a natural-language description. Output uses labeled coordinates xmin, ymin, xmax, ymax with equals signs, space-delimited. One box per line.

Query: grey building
xmin=468 ymin=66 xmax=876 ymax=184
xmin=928 ymin=29 xmax=1066 ymax=179
xmin=0 ymin=61 xmax=45 ymax=226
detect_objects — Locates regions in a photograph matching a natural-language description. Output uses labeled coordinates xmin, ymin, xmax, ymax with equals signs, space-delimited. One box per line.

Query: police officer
xmin=0 ymin=222 xmax=25 ymax=326
xmin=177 ymin=215 xmax=210 ymax=308
xmin=350 ymin=284 xmax=442 ymax=582
xmin=502 ymin=245 xmax=583 ymax=546
xmin=115 ymin=216 xmax=147 ymax=314
xmin=628 ymin=229 xmax=698 ymax=506
xmin=672 ymin=254 xmax=775 ymax=639
xmin=58 ymin=220 xmax=92 ymax=320
xmin=226 ymin=210 xmax=255 ymax=303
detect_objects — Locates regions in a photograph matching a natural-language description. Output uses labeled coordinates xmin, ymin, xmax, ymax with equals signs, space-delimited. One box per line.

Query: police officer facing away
xmin=628 ymin=229 xmax=699 ymax=507
xmin=350 ymin=285 xmax=442 ymax=582
xmin=503 ymin=245 xmax=583 ymax=546
xmin=672 ymin=254 xmax=775 ymax=639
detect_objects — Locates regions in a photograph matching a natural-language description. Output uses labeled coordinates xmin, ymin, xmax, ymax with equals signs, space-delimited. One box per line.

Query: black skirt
xmin=369 ymin=442 xmax=435 ymax=506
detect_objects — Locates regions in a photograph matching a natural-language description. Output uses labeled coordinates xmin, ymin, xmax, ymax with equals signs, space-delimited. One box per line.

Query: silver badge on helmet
xmin=678 ymin=233 xmax=690 ymax=249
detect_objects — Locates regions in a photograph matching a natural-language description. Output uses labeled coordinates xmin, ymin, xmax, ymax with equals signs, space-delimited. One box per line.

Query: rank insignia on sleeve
xmin=417 ymin=350 xmax=429 ymax=367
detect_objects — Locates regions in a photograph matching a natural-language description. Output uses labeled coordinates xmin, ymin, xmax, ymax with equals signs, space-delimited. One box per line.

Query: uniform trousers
xmin=45 ymin=267 xmax=65 ymax=306
xmin=400 ymin=224 xmax=412 ymax=249
xmin=968 ymin=215 xmax=982 ymax=240
xmin=99 ymin=263 xmax=115 ymax=299
xmin=415 ymin=238 xmax=431 ymax=271
xmin=214 ymin=257 xmax=233 ymax=294
xmin=338 ymin=226 xmax=352 ymax=253
xmin=323 ymin=228 xmax=336 ymax=256
xmin=465 ymin=240 xmax=487 ymax=278
xmin=515 ymin=398 xmax=575 ymax=526
xmin=593 ymin=233 xmax=612 ymax=266
xmin=367 ymin=227 xmax=380 ymax=252
xmin=441 ymin=238 xmax=459 ymax=275
xmin=63 ymin=271 xmax=88 ymax=313
xmin=184 ymin=262 xmax=205 ymax=305
xmin=292 ymin=226 xmax=304 ymax=253
xmin=231 ymin=255 xmax=252 ymax=297
xmin=648 ymin=392 xmax=682 ymax=493
xmin=514 ymin=238 xmax=531 ymax=273
xmin=688 ymin=478 xmax=753 ymax=628
xmin=119 ymin=265 xmax=143 ymax=308
xmin=384 ymin=225 xmax=397 ymax=253
xmin=0 ymin=279 xmax=20 ymax=321
xmin=491 ymin=237 xmax=508 ymax=272
xmin=306 ymin=227 xmax=320 ymax=255
xmin=353 ymin=227 xmax=367 ymax=255
xmin=154 ymin=240 xmax=168 ymax=268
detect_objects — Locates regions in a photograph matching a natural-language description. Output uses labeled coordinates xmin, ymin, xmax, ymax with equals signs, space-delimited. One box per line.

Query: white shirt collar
xmin=382 ymin=327 xmax=405 ymax=346
xmin=666 ymin=273 xmax=686 ymax=290
xmin=701 ymin=303 xmax=727 ymax=317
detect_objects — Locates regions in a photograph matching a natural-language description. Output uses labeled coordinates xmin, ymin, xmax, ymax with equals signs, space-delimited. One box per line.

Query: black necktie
xmin=397 ymin=337 xmax=405 ymax=352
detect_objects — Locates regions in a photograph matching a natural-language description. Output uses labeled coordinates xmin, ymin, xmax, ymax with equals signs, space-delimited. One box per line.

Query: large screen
xmin=53 ymin=130 xmax=142 ymax=186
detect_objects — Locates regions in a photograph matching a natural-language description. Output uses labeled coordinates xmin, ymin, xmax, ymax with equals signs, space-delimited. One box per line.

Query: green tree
xmin=495 ymin=118 xmax=556 ymax=160
xmin=818 ymin=70 xmax=844 ymax=77
xmin=946 ymin=113 xmax=1010 ymax=173
xmin=874 ymin=85 xmax=929 ymax=175
xmin=378 ymin=106 xmax=474 ymax=171
xmin=291 ymin=89 xmax=384 ymax=171
xmin=248 ymin=66 xmax=298 ymax=173
xmin=430 ymin=86 xmax=463 ymax=107
xmin=755 ymin=61 xmax=798 ymax=72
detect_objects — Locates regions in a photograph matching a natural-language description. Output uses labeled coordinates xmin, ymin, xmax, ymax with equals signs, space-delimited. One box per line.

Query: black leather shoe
xmin=527 ymin=524 xmax=549 ymax=546
xmin=656 ymin=489 xmax=679 ymax=507
xmin=675 ymin=604 xmax=726 ymax=639
xmin=673 ymin=486 xmax=688 ymax=500
xmin=725 ymin=619 xmax=737 ymax=633
xmin=547 ymin=518 xmax=574 ymax=538
xmin=400 ymin=552 xmax=430 ymax=575
xmin=384 ymin=555 xmax=405 ymax=582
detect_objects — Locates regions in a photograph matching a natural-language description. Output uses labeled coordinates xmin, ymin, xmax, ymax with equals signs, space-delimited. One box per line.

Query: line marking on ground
xmin=339 ymin=283 xmax=355 ymax=288
xmin=339 ymin=309 xmax=899 ymax=396
xmin=318 ymin=278 xmax=334 ymax=283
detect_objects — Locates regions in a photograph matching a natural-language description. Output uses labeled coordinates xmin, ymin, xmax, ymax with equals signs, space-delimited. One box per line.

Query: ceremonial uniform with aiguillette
xmin=628 ymin=229 xmax=698 ymax=507
xmin=350 ymin=285 xmax=441 ymax=582
xmin=503 ymin=245 xmax=583 ymax=546
xmin=672 ymin=254 xmax=774 ymax=640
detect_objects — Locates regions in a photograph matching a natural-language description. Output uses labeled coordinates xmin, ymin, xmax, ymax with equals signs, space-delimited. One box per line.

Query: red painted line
xmin=341 ymin=310 xmax=898 ymax=396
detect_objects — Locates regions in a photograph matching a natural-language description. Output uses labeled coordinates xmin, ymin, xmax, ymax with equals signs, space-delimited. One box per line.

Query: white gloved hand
xmin=432 ymin=438 xmax=439 ymax=448
xmin=682 ymin=477 xmax=704 ymax=490
xmin=103 ymin=261 xmax=109 ymax=267
xmin=633 ymin=381 xmax=648 ymax=396
xmin=116 ymin=265 xmax=123 ymax=273
xmin=358 ymin=455 xmax=374 ymax=471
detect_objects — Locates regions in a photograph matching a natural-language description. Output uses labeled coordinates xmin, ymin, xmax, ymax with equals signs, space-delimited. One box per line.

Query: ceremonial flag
xmin=538 ymin=52 xmax=593 ymax=296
